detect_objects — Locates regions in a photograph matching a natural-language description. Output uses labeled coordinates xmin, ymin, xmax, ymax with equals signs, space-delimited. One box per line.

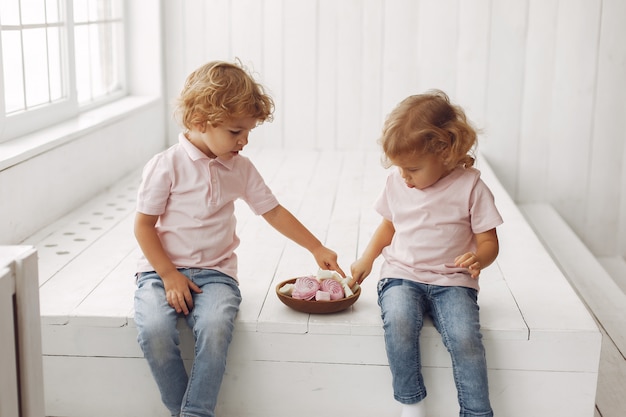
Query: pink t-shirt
xmin=135 ymin=133 xmax=279 ymax=281
xmin=375 ymin=166 xmax=503 ymax=290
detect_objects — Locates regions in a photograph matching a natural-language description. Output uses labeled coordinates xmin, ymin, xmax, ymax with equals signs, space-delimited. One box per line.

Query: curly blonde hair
xmin=175 ymin=60 xmax=274 ymax=130
xmin=380 ymin=90 xmax=478 ymax=169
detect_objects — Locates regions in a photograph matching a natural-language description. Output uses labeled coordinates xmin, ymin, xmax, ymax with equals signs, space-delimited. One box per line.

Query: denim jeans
xmin=134 ymin=269 xmax=242 ymax=417
xmin=377 ymin=278 xmax=493 ymax=417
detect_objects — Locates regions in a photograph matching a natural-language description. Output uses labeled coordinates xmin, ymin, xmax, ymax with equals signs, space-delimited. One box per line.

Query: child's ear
xmin=439 ymin=148 xmax=451 ymax=163
xmin=440 ymin=149 xmax=457 ymax=169
xmin=191 ymin=121 xmax=207 ymax=133
xmin=202 ymin=120 xmax=219 ymax=132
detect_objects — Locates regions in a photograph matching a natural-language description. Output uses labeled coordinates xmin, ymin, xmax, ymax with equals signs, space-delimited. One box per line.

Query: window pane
xmin=73 ymin=0 xmax=89 ymax=23
xmin=73 ymin=0 xmax=125 ymax=104
xmin=73 ymin=0 xmax=123 ymax=25
xmin=74 ymin=18 xmax=123 ymax=104
xmin=21 ymin=0 xmax=47 ymax=25
xmin=22 ymin=27 xmax=50 ymax=107
xmin=1 ymin=30 xmax=25 ymax=113
xmin=0 ymin=0 xmax=21 ymax=25
xmin=47 ymin=26 xmax=64 ymax=101
xmin=90 ymin=0 xmax=108 ymax=20
xmin=74 ymin=24 xmax=90 ymax=102
xmin=89 ymin=23 xmax=104 ymax=98
xmin=110 ymin=21 xmax=122 ymax=90
xmin=46 ymin=0 xmax=61 ymax=23
xmin=110 ymin=0 xmax=122 ymax=19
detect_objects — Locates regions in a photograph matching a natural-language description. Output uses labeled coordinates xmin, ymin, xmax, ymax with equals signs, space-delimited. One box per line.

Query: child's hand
xmin=454 ymin=252 xmax=482 ymax=279
xmin=350 ymin=258 xmax=372 ymax=287
xmin=311 ymin=246 xmax=345 ymax=278
xmin=162 ymin=270 xmax=203 ymax=315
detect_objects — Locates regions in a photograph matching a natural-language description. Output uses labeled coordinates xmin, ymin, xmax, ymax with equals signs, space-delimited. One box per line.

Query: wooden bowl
xmin=275 ymin=278 xmax=361 ymax=314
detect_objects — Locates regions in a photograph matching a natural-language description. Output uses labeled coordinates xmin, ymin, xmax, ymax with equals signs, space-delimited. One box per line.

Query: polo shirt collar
xmin=178 ymin=133 xmax=235 ymax=170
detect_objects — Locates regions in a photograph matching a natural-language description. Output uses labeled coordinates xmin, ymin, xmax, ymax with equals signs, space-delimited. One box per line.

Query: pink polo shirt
xmin=135 ymin=133 xmax=279 ymax=281
xmin=375 ymin=166 xmax=503 ymax=290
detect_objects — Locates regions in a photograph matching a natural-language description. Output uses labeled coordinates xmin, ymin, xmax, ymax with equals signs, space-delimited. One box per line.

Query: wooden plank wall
xmin=161 ymin=0 xmax=626 ymax=259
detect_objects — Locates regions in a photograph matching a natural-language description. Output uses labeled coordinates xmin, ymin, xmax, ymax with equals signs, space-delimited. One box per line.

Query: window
xmin=0 ymin=0 xmax=125 ymax=143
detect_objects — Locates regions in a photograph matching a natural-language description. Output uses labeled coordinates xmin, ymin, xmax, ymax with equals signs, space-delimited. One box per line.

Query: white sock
xmin=400 ymin=400 xmax=426 ymax=417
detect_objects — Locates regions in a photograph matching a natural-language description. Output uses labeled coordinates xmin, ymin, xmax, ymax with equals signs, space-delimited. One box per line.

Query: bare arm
xmin=350 ymin=218 xmax=395 ymax=286
xmin=262 ymin=204 xmax=345 ymax=276
xmin=454 ymin=228 xmax=499 ymax=279
xmin=134 ymin=212 xmax=201 ymax=315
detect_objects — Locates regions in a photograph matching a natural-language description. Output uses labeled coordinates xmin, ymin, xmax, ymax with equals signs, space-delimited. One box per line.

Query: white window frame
xmin=0 ymin=0 xmax=126 ymax=144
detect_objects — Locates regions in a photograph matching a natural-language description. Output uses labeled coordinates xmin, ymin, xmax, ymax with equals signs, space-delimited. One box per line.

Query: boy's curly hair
xmin=380 ymin=90 xmax=478 ymax=169
xmin=175 ymin=60 xmax=274 ymax=129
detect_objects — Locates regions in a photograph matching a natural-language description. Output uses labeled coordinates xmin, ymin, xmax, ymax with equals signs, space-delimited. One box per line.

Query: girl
xmin=351 ymin=90 xmax=502 ymax=417
xmin=133 ymin=60 xmax=344 ymax=417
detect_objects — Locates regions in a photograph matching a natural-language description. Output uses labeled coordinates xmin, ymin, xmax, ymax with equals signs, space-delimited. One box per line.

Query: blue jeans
xmin=378 ymin=278 xmax=493 ymax=417
xmin=134 ymin=269 xmax=241 ymax=417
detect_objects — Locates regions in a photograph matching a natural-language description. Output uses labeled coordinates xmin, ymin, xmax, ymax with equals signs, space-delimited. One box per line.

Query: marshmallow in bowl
xmin=316 ymin=269 xmax=341 ymax=280
xmin=278 ymin=283 xmax=294 ymax=296
xmin=315 ymin=291 xmax=331 ymax=301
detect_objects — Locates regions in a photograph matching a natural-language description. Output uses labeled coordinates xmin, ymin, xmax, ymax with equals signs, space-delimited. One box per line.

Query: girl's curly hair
xmin=175 ymin=60 xmax=274 ymax=129
xmin=380 ymin=90 xmax=478 ymax=169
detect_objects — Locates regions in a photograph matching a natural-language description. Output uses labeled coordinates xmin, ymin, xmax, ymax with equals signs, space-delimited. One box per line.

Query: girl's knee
xmin=447 ymin=336 xmax=486 ymax=363
xmin=441 ymin=323 xmax=484 ymax=355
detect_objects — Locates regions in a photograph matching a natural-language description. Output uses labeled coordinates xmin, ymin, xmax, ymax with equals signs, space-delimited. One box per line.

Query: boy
xmin=134 ymin=60 xmax=344 ymax=417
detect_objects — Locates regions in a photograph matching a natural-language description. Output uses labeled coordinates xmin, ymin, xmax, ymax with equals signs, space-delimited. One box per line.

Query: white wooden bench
xmin=0 ymin=246 xmax=45 ymax=417
xmin=24 ymin=149 xmax=601 ymax=417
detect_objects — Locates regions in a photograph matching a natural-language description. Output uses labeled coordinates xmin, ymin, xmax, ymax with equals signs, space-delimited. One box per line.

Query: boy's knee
xmin=136 ymin=314 xmax=179 ymax=348
xmin=195 ymin=316 xmax=234 ymax=340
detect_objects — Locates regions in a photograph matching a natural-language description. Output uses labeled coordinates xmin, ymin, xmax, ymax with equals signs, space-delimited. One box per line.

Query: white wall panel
xmin=415 ymin=0 xmax=459 ymax=96
xmin=456 ymin=0 xmax=490 ymax=129
xmin=283 ymin=0 xmax=318 ymax=149
xmin=260 ymin=0 xmax=286 ymax=149
xmin=585 ymin=0 xmax=626 ymax=255
xmin=231 ymin=0 xmax=263 ymax=68
xmin=381 ymin=0 xmax=420 ymax=117
xmin=360 ymin=0 xmax=385 ymax=150
xmin=547 ymin=0 xmax=601 ymax=239
xmin=517 ymin=0 xmax=558 ymax=203
xmin=317 ymin=0 xmax=339 ymax=150
xmin=161 ymin=0 xmax=626 ymax=258
xmin=201 ymin=0 xmax=231 ymax=61
xmin=163 ymin=0 xmax=185 ymax=141
xmin=483 ymin=0 xmax=528 ymax=195
xmin=336 ymin=0 xmax=364 ymax=150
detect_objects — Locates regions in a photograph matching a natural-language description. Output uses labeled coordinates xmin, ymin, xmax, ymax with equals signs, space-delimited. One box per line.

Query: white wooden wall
xmin=162 ymin=0 xmax=626 ymax=259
